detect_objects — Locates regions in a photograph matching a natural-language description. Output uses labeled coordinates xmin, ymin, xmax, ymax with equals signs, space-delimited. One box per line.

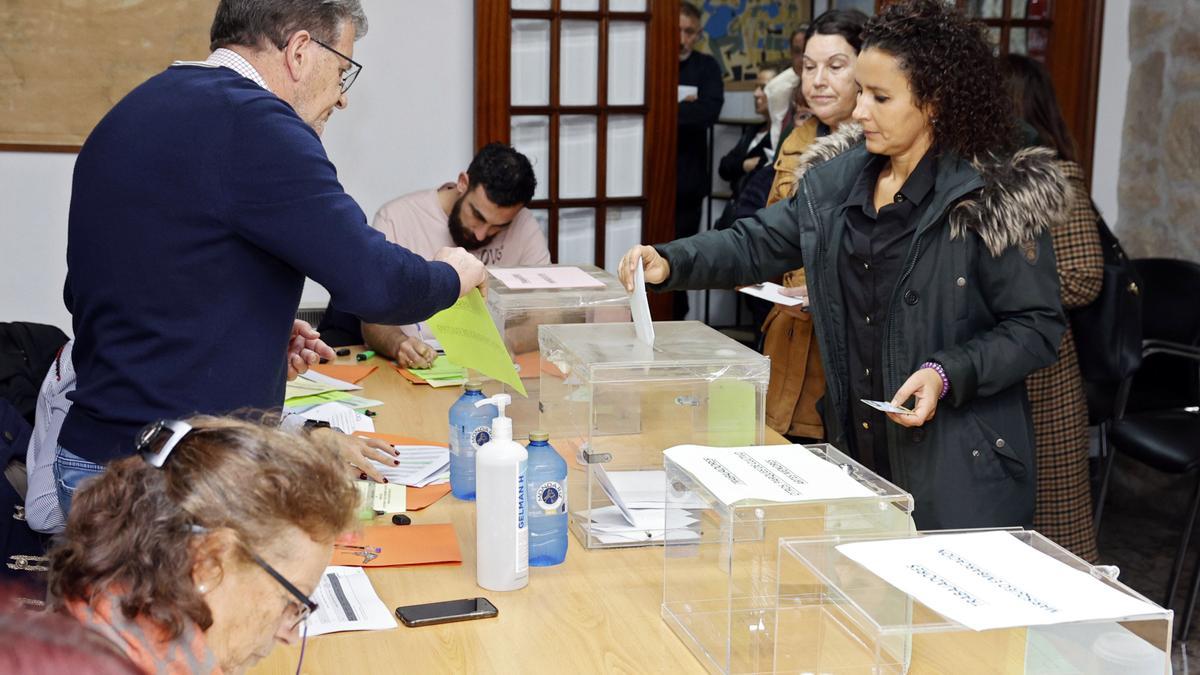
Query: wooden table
xmin=251 ymin=352 xmax=789 ymax=675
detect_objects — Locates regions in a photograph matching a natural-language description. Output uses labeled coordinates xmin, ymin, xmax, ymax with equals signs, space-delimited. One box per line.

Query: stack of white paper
xmin=298 ymin=402 xmax=374 ymax=435
xmin=307 ymin=566 xmax=396 ymax=636
xmin=577 ymin=467 xmax=706 ymax=544
xmin=371 ymin=445 xmax=450 ymax=487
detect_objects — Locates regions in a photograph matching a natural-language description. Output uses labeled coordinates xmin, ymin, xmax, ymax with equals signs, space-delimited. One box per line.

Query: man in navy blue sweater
xmin=49 ymin=0 xmax=486 ymax=518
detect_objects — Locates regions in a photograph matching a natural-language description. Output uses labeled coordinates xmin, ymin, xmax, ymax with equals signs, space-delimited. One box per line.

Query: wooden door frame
xmin=474 ymin=0 xmax=678 ymax=318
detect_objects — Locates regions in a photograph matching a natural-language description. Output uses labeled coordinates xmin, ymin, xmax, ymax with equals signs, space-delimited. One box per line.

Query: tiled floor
xmin=1097 ymin=474 xmax=1200 ymax=673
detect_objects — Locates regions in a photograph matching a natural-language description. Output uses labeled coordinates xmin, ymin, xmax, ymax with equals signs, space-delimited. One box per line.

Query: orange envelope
xmin=392 ymin=363 xmax=428 ymax=385
xmin=332 ymin=524 xmax=462 ymax=567
xmin=356 ymin=432 xmax=452 ymax=511
xmin=310 ymin=363 xmax=378 ymax=384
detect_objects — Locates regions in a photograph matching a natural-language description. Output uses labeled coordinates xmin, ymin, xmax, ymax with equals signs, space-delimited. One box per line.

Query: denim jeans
xmin=51 ymin=445 xmax=104 ymax=517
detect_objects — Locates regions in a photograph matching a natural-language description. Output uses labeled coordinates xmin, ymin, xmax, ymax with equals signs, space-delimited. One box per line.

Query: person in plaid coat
xmin=1004 ymin=54 xmax=1105 ymax=561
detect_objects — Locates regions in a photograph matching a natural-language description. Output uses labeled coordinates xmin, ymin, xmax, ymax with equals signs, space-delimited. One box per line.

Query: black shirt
xmin=677 ymin=52 xmax=724 ymax=201
xmin=839 ymin=148 xmax=939 ymax=477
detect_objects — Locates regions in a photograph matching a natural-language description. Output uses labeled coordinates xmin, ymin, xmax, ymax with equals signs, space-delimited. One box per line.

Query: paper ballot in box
xmin=661 ymin=443 xmax=915 ymax=675
xmin=538 ymin=321 xmax=769 ymax=550
xmin=484 ymin=264 xmax=631 ymax=440
xmin=773 ymin=530 xmax=1171 ymax=675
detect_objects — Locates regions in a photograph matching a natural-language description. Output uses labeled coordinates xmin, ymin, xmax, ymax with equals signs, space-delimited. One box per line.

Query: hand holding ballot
xmin=887 ymin=366 xmax=944 ymax=427
xmin=396 ymin=334 xmax=437 ymax=369
xmin=618 ymin=244 xmax=671 ymax=292
xmin=435 ymin=246 xmax=488 ymax=297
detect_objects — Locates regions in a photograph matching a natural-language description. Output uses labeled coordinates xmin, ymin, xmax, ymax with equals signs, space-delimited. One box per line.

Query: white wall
xmin=1091 ymin=0 xmax=1130 ymax=228
xmin=0 ymin=0 xmax=475 ymax=333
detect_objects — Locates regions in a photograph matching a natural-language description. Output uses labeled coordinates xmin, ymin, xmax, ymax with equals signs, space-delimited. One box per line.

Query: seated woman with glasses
xmin=48 ymin=416 xmax=359 ymax=674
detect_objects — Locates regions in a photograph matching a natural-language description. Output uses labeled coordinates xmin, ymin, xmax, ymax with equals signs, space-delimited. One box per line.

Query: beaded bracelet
xmin=921 ymin=361 xmax=950 ymax=400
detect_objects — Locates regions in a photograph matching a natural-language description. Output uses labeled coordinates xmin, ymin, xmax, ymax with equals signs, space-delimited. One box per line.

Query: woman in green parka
xmin=620 ymin=0 xmax=1068 ymax=530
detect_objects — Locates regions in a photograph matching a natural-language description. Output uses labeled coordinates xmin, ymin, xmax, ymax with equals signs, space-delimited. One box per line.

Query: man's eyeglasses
xmin=311 ymin=37 xmax=362 ymax=94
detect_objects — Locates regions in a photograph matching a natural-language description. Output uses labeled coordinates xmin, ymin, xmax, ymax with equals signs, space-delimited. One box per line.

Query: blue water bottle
xmin=525 ymin=430 xmax=568 ymax=566
xmin=448 ymin=382 xmax=496 ymax=501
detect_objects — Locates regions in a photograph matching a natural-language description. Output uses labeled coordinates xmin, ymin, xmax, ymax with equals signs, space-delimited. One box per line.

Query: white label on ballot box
xmin=663 ymin=444 xmax=874 ymax=506
xmin=489 ymin=266 xmax=605 ymax=290
xmin=836 ymin=531 xmax=1162 ymax=632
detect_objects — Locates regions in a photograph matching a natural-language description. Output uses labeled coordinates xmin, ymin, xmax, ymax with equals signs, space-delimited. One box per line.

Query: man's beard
xmin=447 ymin=196 xmax=496 ymax=251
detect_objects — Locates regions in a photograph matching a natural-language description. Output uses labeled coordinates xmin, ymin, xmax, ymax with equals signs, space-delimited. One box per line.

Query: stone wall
xmin=1117 ymin=0 xmax=1200 ymax=260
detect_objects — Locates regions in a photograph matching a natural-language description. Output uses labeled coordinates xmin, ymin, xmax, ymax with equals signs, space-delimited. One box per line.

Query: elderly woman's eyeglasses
xmin=311 ymin=37 xmax=362 ymax=94
xmin=250 ymin=552 xmax=318 ymax=631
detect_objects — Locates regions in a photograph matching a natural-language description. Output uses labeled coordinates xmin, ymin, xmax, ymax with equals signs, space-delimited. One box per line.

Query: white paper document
xmin=356 ymin=481 xmax=407 ymax=514
xmin=371 ymin=445 xmax=450 ymax=487
xmin=737 ymin=282 xmax=806 ymax=307
xmin=677 ymin=84 xmax=698 ymax=102
xmin=297 ymin=370 xmax=362 ymax=391
xmin=631 ymin=258 xmax=655 ymax=348
xmin=663 ymin=444 xmax=875 ymax=506
xmin=489 ymin=266 xmax=605 ymax=290
xmin=579 ymin=505 xmax=701 ymax=544
xmin=307 ymin=566 xmax=396 ymax=636
xmin=836 ymin=531 xmax=1162 ymax=632
xmin=300 ymin=402 xmax=374 ymax=435
xmin=592 ymin=467 xmax=707 ymax=530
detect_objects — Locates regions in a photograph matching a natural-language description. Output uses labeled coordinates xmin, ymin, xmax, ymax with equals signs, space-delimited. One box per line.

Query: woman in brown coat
xmin=1004 ymin=54 xmax=1105 ymax=561
xmin=760 ymin=9 xmax=868 ymax=440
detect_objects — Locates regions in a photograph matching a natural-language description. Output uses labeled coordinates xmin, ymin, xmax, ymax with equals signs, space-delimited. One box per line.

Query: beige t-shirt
xmin=371 ymin=186 xmax=551 ymax=338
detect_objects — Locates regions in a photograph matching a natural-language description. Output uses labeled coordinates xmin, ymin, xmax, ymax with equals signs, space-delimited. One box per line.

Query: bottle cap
xmin=465 ymin=381 xmax=483 ymax=392
xmin=528 ymin=430 xmax=549 ymax=442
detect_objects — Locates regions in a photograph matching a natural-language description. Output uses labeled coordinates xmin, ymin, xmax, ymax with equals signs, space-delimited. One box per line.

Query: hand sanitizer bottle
xmin=526 ymin=431 xmax=567 ymax=566
xmin=474 ymin=394 xmax=529 ymax=591
xmin=448 ymin=382 xmax=496 ymax=501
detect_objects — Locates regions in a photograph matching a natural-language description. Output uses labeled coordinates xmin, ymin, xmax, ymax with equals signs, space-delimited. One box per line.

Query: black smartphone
xmin=395 ymin=597 xmax=498 ymax=627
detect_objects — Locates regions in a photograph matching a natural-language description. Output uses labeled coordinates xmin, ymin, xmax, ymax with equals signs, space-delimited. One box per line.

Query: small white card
xmin=860 ymin=399 xmax=914 ymax=415
xmin=738 ymin=282 xmax=806 ymax=307
xmin=677 ymin=85 xmax=698 ymax=102
xmin=631 ymin=257 xmax=655 ymax=348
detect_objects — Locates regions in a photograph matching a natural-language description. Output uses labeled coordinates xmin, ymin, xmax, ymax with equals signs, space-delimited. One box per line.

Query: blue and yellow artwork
xmin=697 ymin=0 xmax=811 ymax=89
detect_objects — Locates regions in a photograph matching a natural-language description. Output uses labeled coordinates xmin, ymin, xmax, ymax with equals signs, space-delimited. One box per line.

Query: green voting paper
xmin=407 ymin=355 xmax=468 ymax=382
xmin=425 ymin=290 xmax=527 ymax=396
xmin=707 ymin=379 xmax=757 ymax=446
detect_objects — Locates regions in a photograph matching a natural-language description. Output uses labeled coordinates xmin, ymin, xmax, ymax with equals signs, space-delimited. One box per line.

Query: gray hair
xmin=209 ymin=0 xmax=368 ymax=51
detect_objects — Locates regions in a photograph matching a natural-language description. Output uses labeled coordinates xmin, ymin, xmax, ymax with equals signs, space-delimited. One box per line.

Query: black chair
xmin=1093 ymin=258 xmax=1200 ymax=639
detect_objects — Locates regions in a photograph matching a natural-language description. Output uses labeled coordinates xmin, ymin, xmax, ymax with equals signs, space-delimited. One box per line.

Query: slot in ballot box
xmin=661 ymin=443 xmax=915 ymax=674
xmin=770 ymin=530 xmax=1171 ymax=674
xmin=538 ymin=321 xmax=769 ymax=549
xmin=485 ymin=264 xmax=630 ymax=439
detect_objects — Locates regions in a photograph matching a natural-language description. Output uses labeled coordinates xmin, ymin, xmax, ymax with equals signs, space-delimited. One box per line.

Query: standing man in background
xmin=675 ymin=2 xmax=724 ymax=319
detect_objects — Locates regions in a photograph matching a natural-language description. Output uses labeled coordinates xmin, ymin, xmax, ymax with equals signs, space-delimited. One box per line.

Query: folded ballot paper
xmin=577 ymin=466 xmax=706 ymax=544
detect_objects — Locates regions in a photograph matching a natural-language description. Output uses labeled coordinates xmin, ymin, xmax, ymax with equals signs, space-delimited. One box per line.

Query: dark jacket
xmin=61 ymin=66 xmax=460 ymax=463
xmin=654 ymin=124 xmax=1069 ymax=530
xmin=677 ymin=52 xmax=724 ymax=203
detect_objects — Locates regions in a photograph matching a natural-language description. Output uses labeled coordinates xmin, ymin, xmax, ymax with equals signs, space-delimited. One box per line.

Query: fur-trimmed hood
xmin=791 ymin=123 xmax=1070 ymax=257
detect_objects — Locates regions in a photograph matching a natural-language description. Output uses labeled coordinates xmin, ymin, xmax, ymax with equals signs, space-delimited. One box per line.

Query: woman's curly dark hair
xmin=861 ymin=0 xmax=1017 ymax=159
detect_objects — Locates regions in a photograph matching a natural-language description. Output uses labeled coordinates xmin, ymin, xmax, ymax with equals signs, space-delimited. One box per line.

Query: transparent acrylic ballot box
xmin=539 ymin=321 xmax=769 ymax=549
xmin=770 ymin=530 xmax=1172 ymax=675
xmin=485 ymin=264 xmax=630 ymax=439
xmin=662 ymin=443 xmax=915 ymax=675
